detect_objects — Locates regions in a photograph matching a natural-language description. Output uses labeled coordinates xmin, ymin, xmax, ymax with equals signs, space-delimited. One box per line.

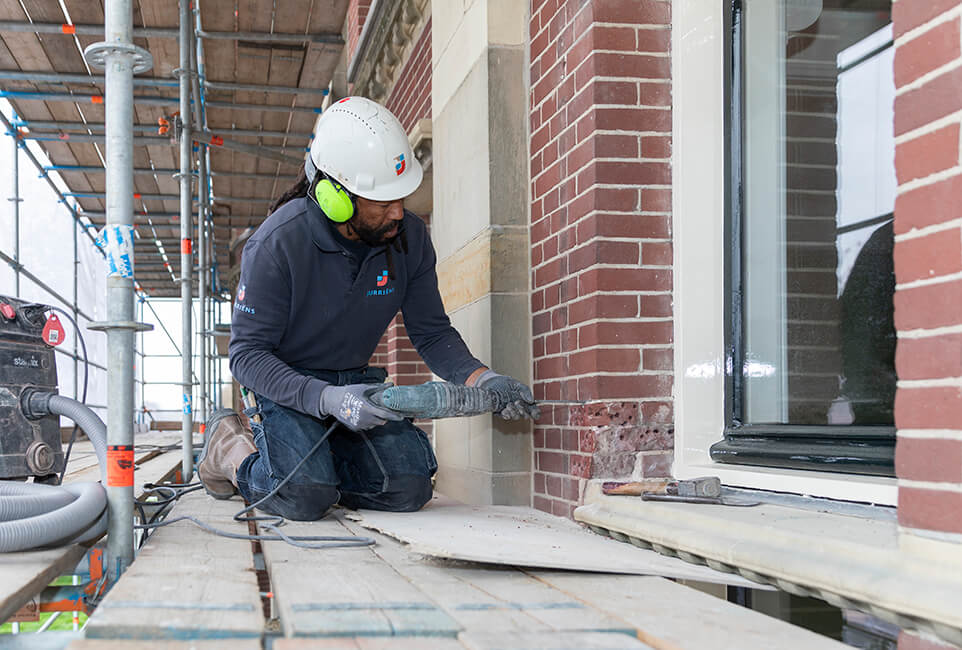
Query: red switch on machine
xmin=0 ymin=303 xmax=15 ymax=321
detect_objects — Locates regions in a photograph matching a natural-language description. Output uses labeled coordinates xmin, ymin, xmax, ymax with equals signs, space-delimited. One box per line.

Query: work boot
xmin=197 ymin=408 xmax=257 ymax=499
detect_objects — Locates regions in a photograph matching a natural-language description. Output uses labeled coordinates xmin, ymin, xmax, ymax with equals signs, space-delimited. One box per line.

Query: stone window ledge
xmin=574 ymin=480 xmax=962 ymax=647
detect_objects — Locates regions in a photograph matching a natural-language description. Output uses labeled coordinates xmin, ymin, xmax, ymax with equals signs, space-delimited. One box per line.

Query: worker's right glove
xmin=475 ymin=370 xmax=541 ymax=421
xmin=318 ymin=383 xmax=404 ymax=432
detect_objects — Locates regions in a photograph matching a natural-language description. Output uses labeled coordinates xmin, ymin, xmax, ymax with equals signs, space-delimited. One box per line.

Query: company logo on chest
xmin=367 ymin=270 xmax=394 ymax=297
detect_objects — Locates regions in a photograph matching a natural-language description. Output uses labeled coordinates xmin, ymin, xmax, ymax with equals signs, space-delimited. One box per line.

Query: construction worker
xmin=197 ymin=97 xmax=539 ymax=520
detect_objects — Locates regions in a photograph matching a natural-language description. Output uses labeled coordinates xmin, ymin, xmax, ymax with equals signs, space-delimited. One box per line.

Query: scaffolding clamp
xmin=83 ymin=41 xmax=153 ymax=74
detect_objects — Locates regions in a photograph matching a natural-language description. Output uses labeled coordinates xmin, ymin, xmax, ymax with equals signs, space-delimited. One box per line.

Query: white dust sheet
xmin=352 ymin=497 xmax=769 ymax=589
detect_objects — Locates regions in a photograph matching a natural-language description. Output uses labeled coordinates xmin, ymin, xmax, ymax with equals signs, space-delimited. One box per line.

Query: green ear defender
xmin=314 ymin=178 xmax=355 ymax=223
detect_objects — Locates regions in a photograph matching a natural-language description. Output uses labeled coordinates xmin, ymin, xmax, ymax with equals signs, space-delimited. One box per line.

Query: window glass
xmin=740 ymin=0 xmax=895 ymax=426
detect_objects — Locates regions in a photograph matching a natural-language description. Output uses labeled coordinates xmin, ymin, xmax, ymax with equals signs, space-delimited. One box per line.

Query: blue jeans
xmin=235 ymin=367 xmax=438 ymax=521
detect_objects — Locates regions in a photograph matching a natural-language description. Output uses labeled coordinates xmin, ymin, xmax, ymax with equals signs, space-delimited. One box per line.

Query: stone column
xmin=431 ymin=0 xmax=531 ymax=505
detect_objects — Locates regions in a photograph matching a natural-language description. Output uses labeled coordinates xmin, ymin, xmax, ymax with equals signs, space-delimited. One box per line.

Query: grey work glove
xmin=475 ymin=370 xmax=541 ymax=421
xmin=319 ymin=383 xmax=404 ymax=432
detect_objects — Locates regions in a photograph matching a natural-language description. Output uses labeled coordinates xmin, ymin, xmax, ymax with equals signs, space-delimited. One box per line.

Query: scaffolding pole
xmin=83 ymin=0 xmax=152 ymax=582
xmin=178 ymin=0 xmax=194 ymax=481
xmin=9 ymin=130 xmax=20 ymax=295
xmin=190 ymin=14 xmax=208 ymax=430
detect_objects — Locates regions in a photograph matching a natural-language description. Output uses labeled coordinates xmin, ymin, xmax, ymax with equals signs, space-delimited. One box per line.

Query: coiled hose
xmin=0 ymin=394 xmax=108 ymax=552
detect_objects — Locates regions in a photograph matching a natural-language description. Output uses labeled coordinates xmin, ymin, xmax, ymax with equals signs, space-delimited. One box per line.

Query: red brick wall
xmin=345 ymin=0 xmax=372 ymax=63
xmin=386 ymin=18 xmax=432 ymax=134
xmin=529 ymin=0 xmax=673 ymax=516
xmin=892 ymin=0 xmax=962 ymax=538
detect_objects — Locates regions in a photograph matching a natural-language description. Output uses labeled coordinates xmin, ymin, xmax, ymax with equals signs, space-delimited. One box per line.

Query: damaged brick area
xmin=534 ymin=401 xmax=674 ymax=517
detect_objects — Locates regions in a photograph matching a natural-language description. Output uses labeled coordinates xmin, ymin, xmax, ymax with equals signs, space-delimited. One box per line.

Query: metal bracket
xmin=87 ymin=320 xmax=154 ymax=333
xmin=83 ymin=42 xmax=153 ymax=74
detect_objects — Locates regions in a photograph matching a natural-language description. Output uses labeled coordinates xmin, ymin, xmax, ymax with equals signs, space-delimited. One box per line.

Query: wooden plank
xmin=353 ymin=499 xmax=765 ymax=588
xmin=336 ymin=513 xmax=634 ymax=636
xmin=261 ymin=517 xmax=460 ymax=638
xmin=274 ymin=638 xmax=467 ymax=650
xmin=0 ymin=544 xmax=87 ymax=624
xmin=459 ymin=632 xmax=654 ymax=649
xmin=84 ymin=491 xmax=263 ymax=640
xmin=67 ymin=641 xmax=262 ymax=650
xmin=529 ymin=572 xmax=851 ymax=650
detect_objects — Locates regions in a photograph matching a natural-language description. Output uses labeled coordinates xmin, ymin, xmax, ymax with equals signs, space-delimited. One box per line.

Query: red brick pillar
xmin=892 ymin=0 xmax=962 ymax=540
xmin=529 ymin=0 xmax=673 ymax=516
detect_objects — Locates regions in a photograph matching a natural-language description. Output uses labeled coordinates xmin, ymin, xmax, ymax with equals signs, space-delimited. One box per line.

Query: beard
xmin=349 ymin=219 xmax=400 ymax=247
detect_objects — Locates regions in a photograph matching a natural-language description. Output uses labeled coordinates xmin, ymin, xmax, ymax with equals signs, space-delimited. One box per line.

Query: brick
xmin=570 ymin=454 xmax=592 ymax=478
xmin=568 ymin=294 xmax=639 ymax=324
xmin=578 ymin=161 xmax=671 ymax=192
xmin=894 ymin=226 xmax=962 ymax=284
xmin=592 ymin=0 xmax=670 ymax=25
xmin=537 ymin=450 xmax=568 ymax=474
xmin=577 ymin=213 xmax=671 ymax=244
xmin=896 ymin=333 xmax=962 ymax=379
xmin=894 ymin=173 xmax=962 ymax=234
xmin=578 ymin=267 xmax=671 ymax=294
xmin=546 ymin=474 xmax=564 ymax=498
xmin=641 ymin=241 xmax=672 ymax=266
xmin=896 ymin=437 xmax=962 ymax=482
xmin=533 ymin=495 xmax=552 ymax=513
xmin=534 ymin=471 xmax=546 ymax=495
xmin=636 ymin=27 xmax=670 ymax=53
xmin=897 ymin=486 xmax=962 ymax=534
xmin=592 ymin=79 xmax=639 ymax=105
xmin=895 ymin=17 xmax=961 ymax=87
xmin=895 ymin=386 xmax=962 ymax=429
xmin=536 ymin=355 xmax=568 ymax=379
xmin=591 ymin=25 xmax=636 ymax=51
xmin=895 ymin=123 xmax=960 ymax=184
xmin=633 ymin=450 xmax=673 ymax=478
xmin=593 ymin=107 xmax=672 ymax=135
xmin=894 ymin=65 xmax=962 ymax=136
xmin=641 ymin=136 xmax=671 ymax=159
xmin=894 ymin=278 xmax=962 ymax=331
xmin=534 ymin=256 xmax=567 ymax=288
xmin=643 ymin=347 xmax=673 ymax=371
xmin=568 ymin=240 xmax=639 ymax=273
xmin=640 ymin=187 xmax=671 ymax=212
xmin=569 ymin=348 xmax=641 ymax=375
xmin=579 ymin=320 xmax=673 ymax=346
xmin=578 ymin=374 xmax=673 ymax=400
xmin=893 ymin=0 xmax=962 ymax=38
xmin=639 ymin=81 xmax=672 ymax=106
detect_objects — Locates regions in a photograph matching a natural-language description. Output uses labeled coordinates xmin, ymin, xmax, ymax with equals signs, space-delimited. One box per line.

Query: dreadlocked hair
xmin=269 ymin=166 xmax=310 ymax=214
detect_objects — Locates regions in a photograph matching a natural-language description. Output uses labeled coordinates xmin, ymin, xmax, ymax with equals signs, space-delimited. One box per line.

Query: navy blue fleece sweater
xmin=228 ymin=197 xmax=484 ymax=417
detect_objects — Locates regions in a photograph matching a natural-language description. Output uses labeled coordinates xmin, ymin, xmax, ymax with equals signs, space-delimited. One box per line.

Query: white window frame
xmin=670 ymin=1 xmax=897 ymax=506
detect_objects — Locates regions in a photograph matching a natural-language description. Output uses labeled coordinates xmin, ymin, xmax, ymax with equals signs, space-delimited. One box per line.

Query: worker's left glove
xmin=475 ymin=370 xmax=541 ymax=421
xmin=319 ymin=383 xmax=405 ymax=432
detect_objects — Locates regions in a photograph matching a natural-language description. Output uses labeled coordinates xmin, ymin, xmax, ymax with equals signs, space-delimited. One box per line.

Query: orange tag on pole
xmin=91 ymin=95 xmax=103 ymax=104
xmin=42 ymin=314 xmax=65 ymax=347
xmin=61 ymin=24 xmax=76 ymax=34
xmin=181 ymin=239 xmax=192 ymax=254
xmin=107 ymin=445 xmax=134 ymax=487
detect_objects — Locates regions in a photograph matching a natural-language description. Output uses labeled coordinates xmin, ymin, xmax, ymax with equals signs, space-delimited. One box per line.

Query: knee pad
xmin=383 ymin=475 xmax=433 ymax=513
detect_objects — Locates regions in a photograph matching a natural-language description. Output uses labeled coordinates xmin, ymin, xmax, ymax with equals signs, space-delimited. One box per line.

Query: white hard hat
xmin=306 ymin=96 xmax=423 ymax=202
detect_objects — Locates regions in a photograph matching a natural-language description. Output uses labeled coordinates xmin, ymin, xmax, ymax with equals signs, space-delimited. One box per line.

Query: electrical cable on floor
xmin=133 ymin=421 xmax=375 ymax=549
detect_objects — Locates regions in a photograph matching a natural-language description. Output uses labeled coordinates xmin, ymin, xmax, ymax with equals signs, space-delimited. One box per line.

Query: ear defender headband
xmin=314 ymin=175 xmax=355 ymax=223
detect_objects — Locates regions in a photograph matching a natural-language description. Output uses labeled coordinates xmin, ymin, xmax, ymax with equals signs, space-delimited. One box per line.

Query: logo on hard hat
xmin=394 ymin=154 xmax=405 ymax=176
